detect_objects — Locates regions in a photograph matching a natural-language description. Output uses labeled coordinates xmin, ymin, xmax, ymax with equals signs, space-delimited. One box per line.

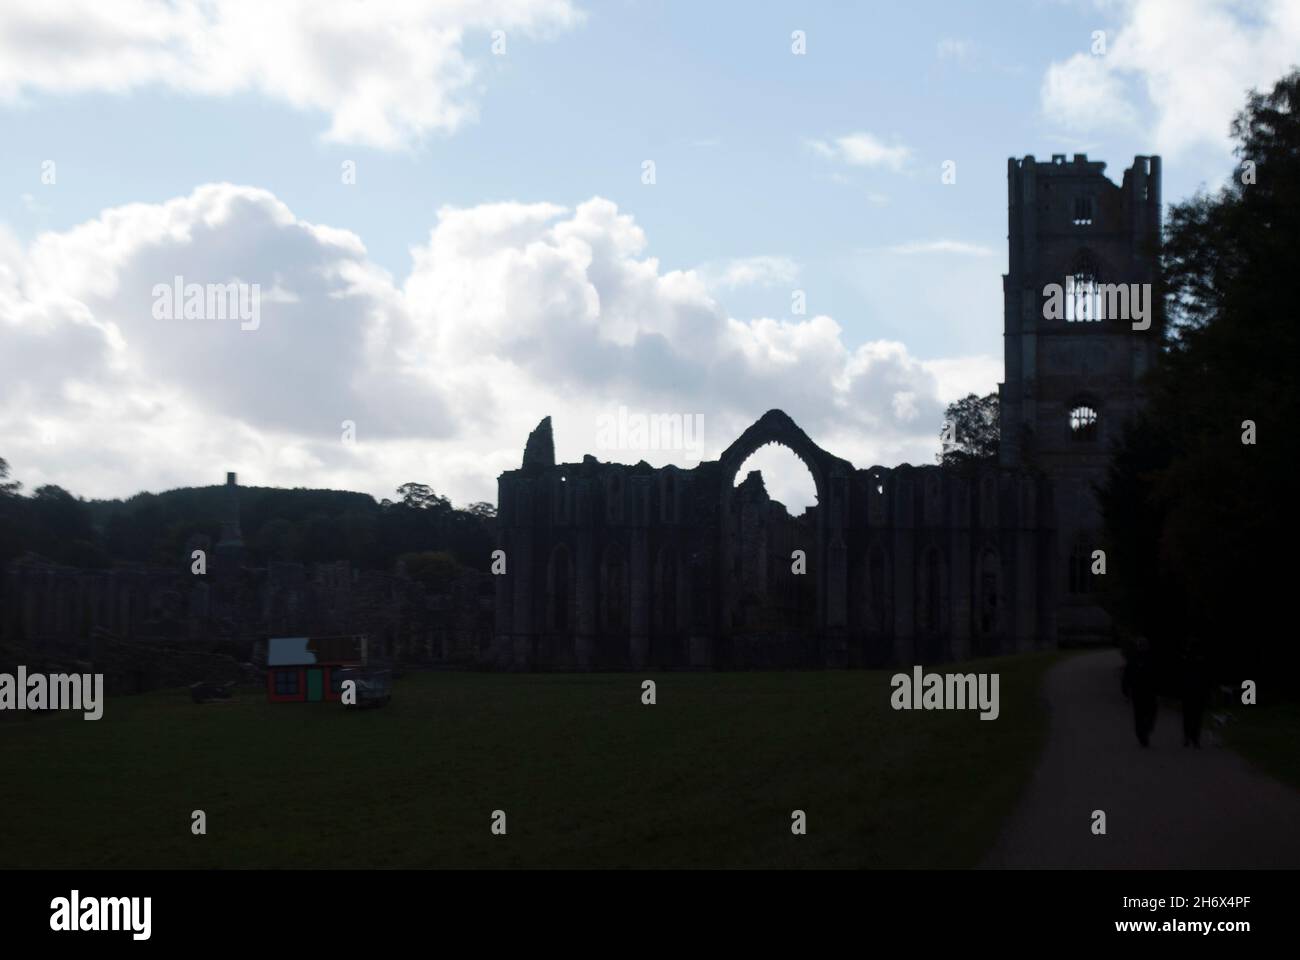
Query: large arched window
xmin=730 ymin=443 xmax=818 ymax=516
xmin=1068 ymin=404 xmax=1099 ymax=441
xmin=1066 ymin=252 xmax=1101 ymax=322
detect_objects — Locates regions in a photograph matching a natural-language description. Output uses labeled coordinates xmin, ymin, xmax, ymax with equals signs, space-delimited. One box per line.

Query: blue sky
xmin=0 ymin=0 xmax=1292 ymax=509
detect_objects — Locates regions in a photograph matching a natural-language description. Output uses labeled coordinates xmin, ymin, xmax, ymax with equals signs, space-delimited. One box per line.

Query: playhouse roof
xmin=267 ymin=635 xmax=365 ymax=667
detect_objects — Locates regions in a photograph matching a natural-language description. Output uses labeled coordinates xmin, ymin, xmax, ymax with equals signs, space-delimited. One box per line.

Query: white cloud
xmin=807 ymin=132 xmax=911 ymax=171
xmin=922 ymin=355 xmax=1004 ymax=403
xmin=1042 ymin=51 xmax=1139 ymax=131
xmin=0 ymin=0 xmax=584 ymax=149
xmin=1041 ymin=0 xmax=1300 ymax=157
xmin=2 ymin=186 xmax=1000 ymax=506
xmin=698 ymin=256 xmax=799 ymax=291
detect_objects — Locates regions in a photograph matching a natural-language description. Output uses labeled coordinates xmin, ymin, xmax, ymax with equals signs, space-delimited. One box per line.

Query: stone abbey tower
xmin=490 ymin=154 xmax=1159 ymax=669
xmin=999 ymin=154 xmax=1161 ymax=642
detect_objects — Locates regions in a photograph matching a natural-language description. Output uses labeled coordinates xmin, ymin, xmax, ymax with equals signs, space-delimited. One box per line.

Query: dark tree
xmin=0 ymin=458 xmax=26 ymax=570
xmin=0 ymin=458 xmax=20 ymax=496
xmin=1099 ymin=69 xmax=1300 ymax=686
xmin=395 ymin=482 xmax=451 ymax=513
xmin=398 ymin=550 xmax=469 ymax=593
xmin=937 ymin=392 xmax=999 ymax=467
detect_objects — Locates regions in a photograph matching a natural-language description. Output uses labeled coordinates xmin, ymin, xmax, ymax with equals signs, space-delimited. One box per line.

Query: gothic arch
xmin=1069 ymin=247 xmax=1103 ymax=280
xmin=718 ymin=410 xmax=852 ymax=505
xmin=1064 ymin=248 xmax=1107 ymax=323
xmin=717 ymin=410 xmax=855 ymax=654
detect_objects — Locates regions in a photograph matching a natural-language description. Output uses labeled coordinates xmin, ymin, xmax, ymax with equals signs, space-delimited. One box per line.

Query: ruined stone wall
xmin=492 ymin=412 xmax=1057 ymax=671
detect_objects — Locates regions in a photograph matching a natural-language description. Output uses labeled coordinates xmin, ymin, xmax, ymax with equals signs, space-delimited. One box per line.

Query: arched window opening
xmin=1066 ymin=253 xmax=1101 ymax=322
xmin=1069 ymin=405 xmax=1098 ymax=441
xmin=731 ymin=443 xmax=818 ymax=516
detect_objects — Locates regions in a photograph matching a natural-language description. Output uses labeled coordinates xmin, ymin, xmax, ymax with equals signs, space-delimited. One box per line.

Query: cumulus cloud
xmin=0 ymin=0 xmax=584 ymax=149
xmin=2 ymin=187 xmax=998 ymax=506
xmin=1041 ymin=0 xmax=1300 ymax=157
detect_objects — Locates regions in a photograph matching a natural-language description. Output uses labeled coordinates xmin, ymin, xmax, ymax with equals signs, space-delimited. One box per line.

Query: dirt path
xmin=983 ymin=648 xmax=1300 ymax=868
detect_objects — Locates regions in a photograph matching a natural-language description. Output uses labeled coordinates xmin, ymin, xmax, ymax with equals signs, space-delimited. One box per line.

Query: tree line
xmin=0 ymin=464 xmax=496 ymax=586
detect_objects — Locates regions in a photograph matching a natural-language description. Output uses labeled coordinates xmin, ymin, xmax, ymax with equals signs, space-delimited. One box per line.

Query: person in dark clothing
xmin=1124 ymin=641 xmax=1159 ymax=747
xmin=1180 ymin=646 xmax=1212 ymax=748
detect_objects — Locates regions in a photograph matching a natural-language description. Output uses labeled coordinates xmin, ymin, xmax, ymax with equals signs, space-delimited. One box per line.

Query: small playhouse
xmin=266 ymin=635 xmax=368 ymax=703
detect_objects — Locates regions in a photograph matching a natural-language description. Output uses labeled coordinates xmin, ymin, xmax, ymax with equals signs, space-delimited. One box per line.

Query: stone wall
xmin=492 ymin=410 xmax=1057 ymax=671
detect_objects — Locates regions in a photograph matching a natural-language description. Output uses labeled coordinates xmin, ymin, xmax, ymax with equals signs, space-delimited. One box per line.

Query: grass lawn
xmin=1219 ymin=699 xmax=1300 ymax=791
xmin=0 ymin=652 xmax=1057 ymax=868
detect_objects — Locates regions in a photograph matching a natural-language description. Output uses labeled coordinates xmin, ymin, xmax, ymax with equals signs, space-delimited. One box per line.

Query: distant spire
xmin=217 ymin=471 xmax=243 ymax=549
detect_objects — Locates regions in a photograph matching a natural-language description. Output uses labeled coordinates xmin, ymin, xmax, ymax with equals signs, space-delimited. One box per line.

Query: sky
xmin=1 ymin=0 xmax=1295 ymax=512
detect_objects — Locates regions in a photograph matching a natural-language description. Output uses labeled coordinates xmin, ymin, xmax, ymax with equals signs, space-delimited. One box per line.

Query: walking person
xmin=1180 ymin=643 xmax=1211 ymax=748
xmin=1124 ymin=639 xmax=1158 ymax=747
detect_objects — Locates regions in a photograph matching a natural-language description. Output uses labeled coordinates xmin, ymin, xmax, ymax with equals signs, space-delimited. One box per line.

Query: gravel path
xmin=983 ymin=648 xmax=1300 ymax=868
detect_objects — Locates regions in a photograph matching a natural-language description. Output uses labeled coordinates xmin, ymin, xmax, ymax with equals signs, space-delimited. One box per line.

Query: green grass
xmin=0 ymin=653 xmax=1058 ymax=868
xmin=1219 ymin=699 xmax=1300 ymax=791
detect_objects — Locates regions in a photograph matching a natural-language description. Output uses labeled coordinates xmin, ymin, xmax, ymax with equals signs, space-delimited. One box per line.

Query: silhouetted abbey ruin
xmin=1 ymin=154 xmax=1161 ymax=678
xmin=492 ymin=154 xmax=1161 ymax=669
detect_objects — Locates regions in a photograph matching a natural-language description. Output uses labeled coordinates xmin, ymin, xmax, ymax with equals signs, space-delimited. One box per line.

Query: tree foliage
xmin=0 ymin=465 xmax=496 ymax=580
xmin=937 ymin=392 xmax=999 ymax=468
xmin=1098 ymin=69 xmax=1300 ymax=685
